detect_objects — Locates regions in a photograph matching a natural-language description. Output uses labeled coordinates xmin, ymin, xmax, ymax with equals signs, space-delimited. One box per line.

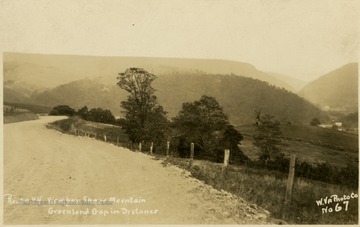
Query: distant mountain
xmin=3 ymin=87 xmax=30 ymax=103
xmin=267 ymin=72 xmax=308 ymax=92
xmin=4 ymin=52 xmax=295 ymax=92
xmin=29 ymin=79 xmax=127 ymax=115
xmin=3 ymin=53 xmax=329 ymax=125
xmin=25 ymin=73 xmax=328 ymax=125
xmin=298 ymin=63 xmax=358 ymax=114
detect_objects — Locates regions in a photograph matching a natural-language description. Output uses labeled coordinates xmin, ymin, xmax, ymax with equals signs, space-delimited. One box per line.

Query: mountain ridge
xmin=4 ymin=53 xmax=295 ymax=91
xmin=298 ymin=62 xmax=358 ymax=114
xmin=18 ymin=73 xmax=329 ymax=125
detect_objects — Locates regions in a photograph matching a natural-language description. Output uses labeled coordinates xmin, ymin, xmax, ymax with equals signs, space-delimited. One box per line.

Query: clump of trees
xmin=4 ymin=105 xmax=18 ymax=115
xmin=77 ymin=106 xmax=116 ymax=124
xmin=49 ymin=105 xmax=116 ymax=124
xmin=49 ymin=105 xmax=75 ymax=116
xmin=172 ymin=95 xmax=248 ymax=164
xmin=116 ymin=68 xmax=248 ymax=163
xmin=116 ymin=68 xmax=169 ymax=147
xmin=310 ymin=117 xmax=321 ymax=126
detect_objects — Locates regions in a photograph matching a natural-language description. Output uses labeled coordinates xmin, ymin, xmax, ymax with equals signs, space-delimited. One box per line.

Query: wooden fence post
xmin=221 ymin=149 xmax=230 ymax=187
xmin=285 ymin=155 xmax=296 ymax=204
xmin=189 ymin=142 xmax=194 ymax=167
xmin=139 ymin=143 xmax=142 ymax=152
xmin=150 ymin=142 xmax=153 ymax=155
xmin=166 ymin=141 xmax=170 ymax=157
xmin=117 ymin=137 xmax=119 ymax=146
xmin=104 ymin=135 xmax=107 ymax=142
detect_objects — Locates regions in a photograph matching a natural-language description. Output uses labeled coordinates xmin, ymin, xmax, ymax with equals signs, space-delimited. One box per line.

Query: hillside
xmin=29 ymin=79 xmax=127 ymax=116
xmin=27 ymin=73 xmax=328 ymax=125
xmin=3 ymin=87 xmax=30 ymax=103
xmin=267 ymin=72 xmax=308 ymax=92
xmin=298 ymin=63 xmax=358 ymax=113
xmin=4 ymin=52 xmax=295 ymax=92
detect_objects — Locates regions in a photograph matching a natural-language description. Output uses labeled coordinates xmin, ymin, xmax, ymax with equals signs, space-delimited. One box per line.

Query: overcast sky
xmin=0 ymin=0 xmax=358 ymax=81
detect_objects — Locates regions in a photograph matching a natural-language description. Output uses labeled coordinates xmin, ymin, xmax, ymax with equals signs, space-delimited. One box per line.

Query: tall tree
xmin=117 ymin=68 xmax=168 ymax=144
xmin=173 ymin=95 xmax=247 ymax=163
xmin=253 ymin=110 xmax=283 ymax=165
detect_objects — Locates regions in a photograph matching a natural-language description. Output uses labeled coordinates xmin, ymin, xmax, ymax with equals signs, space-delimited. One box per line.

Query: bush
xmin=76 ymin=106 xmax=116 ymax=124
xmin=310 ymin=117 xmax=321 ymax=126
xmin=49 ymin=105 xmax=75 ymax=116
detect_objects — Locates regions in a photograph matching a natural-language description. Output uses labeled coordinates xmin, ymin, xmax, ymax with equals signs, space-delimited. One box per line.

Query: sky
xmin=0 ymin=0 xmax=359 ymax=81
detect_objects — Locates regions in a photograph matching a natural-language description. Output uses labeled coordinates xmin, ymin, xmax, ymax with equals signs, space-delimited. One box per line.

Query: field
xmin=237 ymin=124 xmax=358 ymax=168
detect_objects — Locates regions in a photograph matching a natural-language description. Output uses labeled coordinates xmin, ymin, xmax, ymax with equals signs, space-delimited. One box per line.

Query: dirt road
xmin=4 ymin=116 xmax=276 ymax=224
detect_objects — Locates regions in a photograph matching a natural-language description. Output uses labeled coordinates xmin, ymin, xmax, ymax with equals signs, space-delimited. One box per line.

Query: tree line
xmin=49 ymin=105 xmax=117 ymax=124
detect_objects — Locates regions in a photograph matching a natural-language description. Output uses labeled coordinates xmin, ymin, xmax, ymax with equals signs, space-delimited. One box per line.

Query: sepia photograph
xmin=1 ymin=0 xmax=359 ymax=225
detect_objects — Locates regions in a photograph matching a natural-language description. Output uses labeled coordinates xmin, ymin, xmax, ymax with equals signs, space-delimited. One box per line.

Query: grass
xmin=237 ymin=124 xmax=358 ymax=153
xmin=237 ymin=124 xmax=359 ymax=168
xmin=48 ymin=116 xmax=129 ymax=146
xmin=163 ymin=156 xmax=358 ymax=224
xmin=280 ymin=124 xmax=358 ymax=153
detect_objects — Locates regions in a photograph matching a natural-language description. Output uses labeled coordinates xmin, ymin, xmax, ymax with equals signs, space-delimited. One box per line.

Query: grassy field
xmin=237 ymin=124 xmax=358 ymax=168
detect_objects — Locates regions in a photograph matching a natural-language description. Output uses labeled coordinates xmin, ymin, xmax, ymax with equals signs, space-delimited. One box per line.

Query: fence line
xmin=65 ymin=127 xmax=300 ymax=214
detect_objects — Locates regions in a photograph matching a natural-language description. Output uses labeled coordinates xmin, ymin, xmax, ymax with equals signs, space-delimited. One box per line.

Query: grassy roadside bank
xmin=161 ymin=156 xmax=358 ymax=224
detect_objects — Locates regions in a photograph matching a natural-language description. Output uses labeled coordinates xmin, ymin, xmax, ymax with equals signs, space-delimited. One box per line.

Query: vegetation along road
xmin=3 ymin=116 xmax=281 ymax=224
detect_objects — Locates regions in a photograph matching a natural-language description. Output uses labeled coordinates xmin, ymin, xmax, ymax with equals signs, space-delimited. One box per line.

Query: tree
xmin=173 ymin=95 xmax=247 ymax=163
xmin=76 ymin=106 xmax=116 ymax=124
xmin=253 ymin=110 xmax=283 ymax=165
xmin=77 ymin=106 xmax=89 ymax=119
xmin=117 ymin=68 xmax=169 ymax=145
xmin=310 ymin=117 xmax=321 ymax=126
xmin=87 ymin=108 xmax=116 ymax=124
xmin=220 ymin=125 xmax=248 ymax=164
xmin=49 ymin=105 xmax=75 ymax=116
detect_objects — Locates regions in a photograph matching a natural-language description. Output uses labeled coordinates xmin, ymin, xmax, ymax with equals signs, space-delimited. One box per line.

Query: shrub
xmin=76 ymin=106 xmax=116 ymax=124
xmin=49 ymin=105 xmax=75 ymax=116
